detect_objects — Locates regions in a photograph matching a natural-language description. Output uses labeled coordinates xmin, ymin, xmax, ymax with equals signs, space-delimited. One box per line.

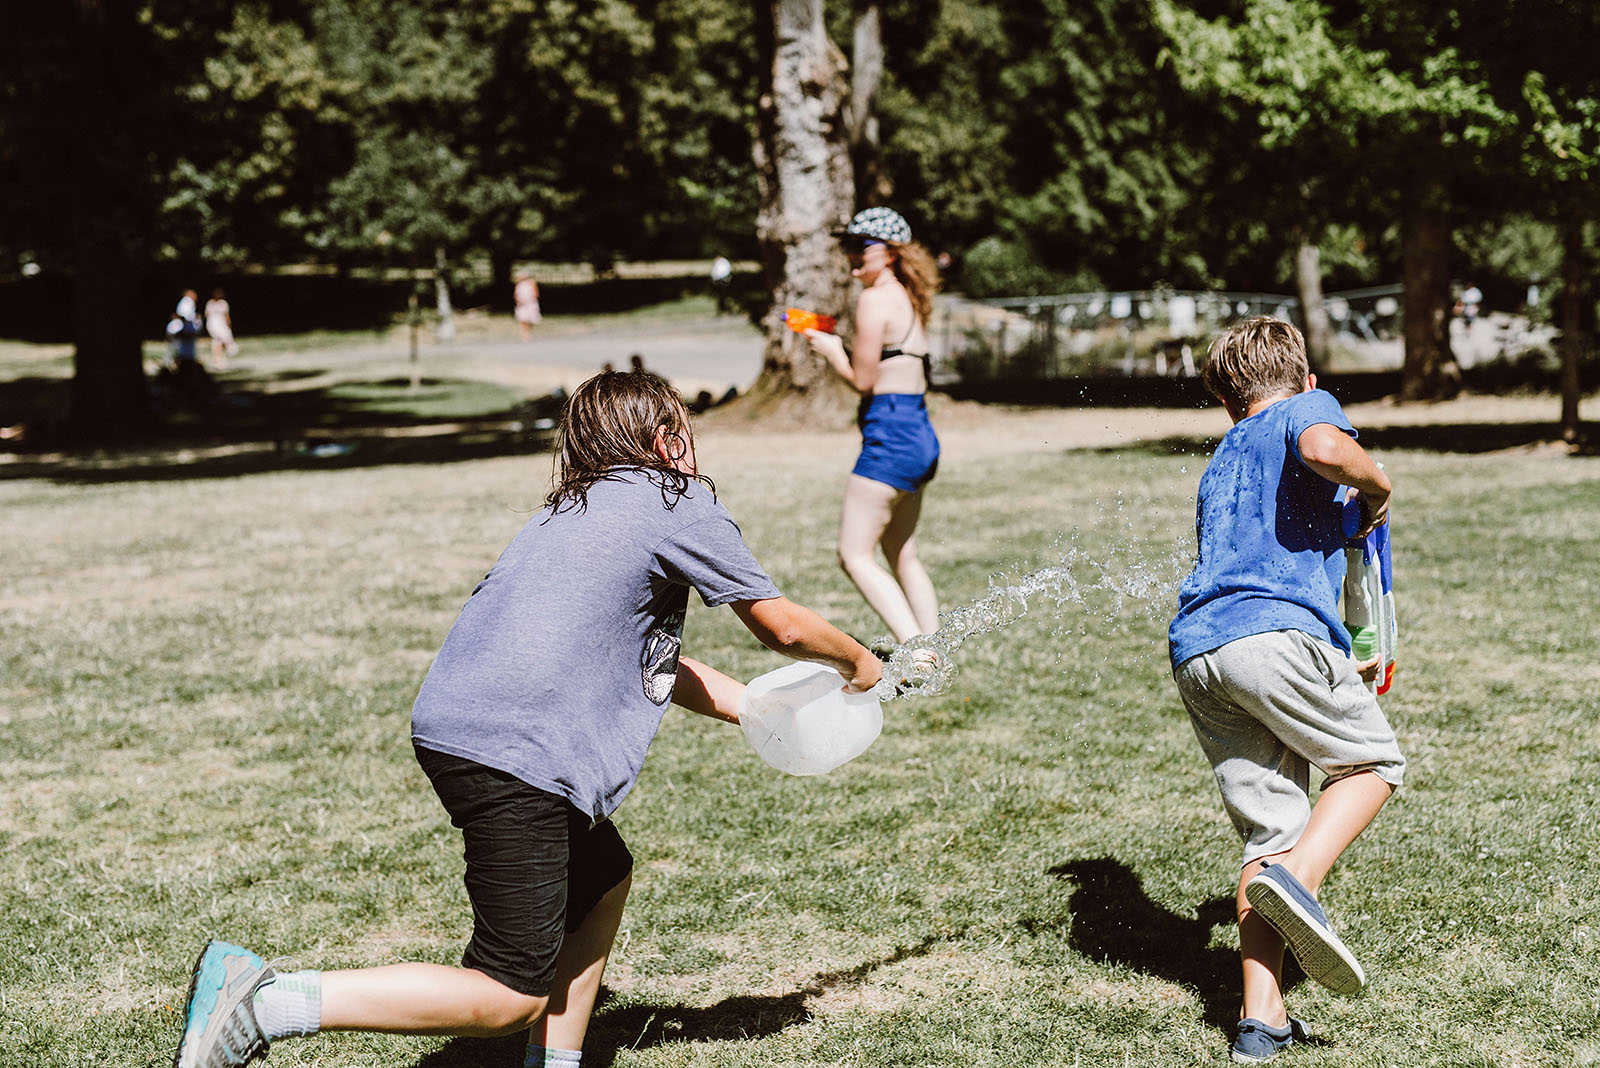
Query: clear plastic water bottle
xmin=1348 ymin=623 xmax=1378 ymax=663
xmin=1339 ymin=481 xmax=1396 ymax=695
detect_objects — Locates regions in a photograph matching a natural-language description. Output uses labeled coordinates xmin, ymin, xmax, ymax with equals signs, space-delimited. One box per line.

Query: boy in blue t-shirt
xmin=1169 ymin=317 xmax=1404 ymax=1064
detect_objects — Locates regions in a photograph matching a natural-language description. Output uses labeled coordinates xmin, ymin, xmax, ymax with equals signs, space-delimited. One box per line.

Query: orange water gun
xmin=783 ymin=308 xmax=837 ymax=334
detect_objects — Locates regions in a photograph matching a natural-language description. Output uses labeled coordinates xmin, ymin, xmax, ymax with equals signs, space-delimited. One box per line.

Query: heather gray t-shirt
xmin=411 ymin=471 xmax=781 ymax=821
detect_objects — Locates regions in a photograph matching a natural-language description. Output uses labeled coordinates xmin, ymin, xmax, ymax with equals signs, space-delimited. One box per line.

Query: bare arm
xmin=806 ymin=289 xmax=887 ymax=393
xmin=729 ymin=597 xmax=883 ymax=694
xmin=671 ymin=656 xmax=744 ymax=723
xmin=1299 ymin=423 xmax=1391 ymax=535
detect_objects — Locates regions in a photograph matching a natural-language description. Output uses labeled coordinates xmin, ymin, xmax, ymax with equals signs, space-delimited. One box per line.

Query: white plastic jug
xmin=739 ymin=661 xmax=883 ymax=776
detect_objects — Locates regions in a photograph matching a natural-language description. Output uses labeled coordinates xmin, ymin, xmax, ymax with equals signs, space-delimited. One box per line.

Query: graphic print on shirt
xmin=641 ymin=608 xmax=685 ymax=705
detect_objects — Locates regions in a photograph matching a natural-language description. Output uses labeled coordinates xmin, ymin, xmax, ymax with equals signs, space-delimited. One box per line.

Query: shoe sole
xmin=172 ymin=941 xmax=270 ymax=1068
xmin=1245 ymin=878 xmax=1365 ymax=996
xmin=174 ymin=940 xmax=225 ymax=1068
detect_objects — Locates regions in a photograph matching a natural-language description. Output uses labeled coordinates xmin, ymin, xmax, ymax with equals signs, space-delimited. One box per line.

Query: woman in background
xmin=805 ymin=207 xmax=942 ymax=662
xmin=205 ymin=288 xmax=237 ymax=367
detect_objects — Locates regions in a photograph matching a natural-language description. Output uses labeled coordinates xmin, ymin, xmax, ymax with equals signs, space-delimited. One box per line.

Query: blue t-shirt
xmin=1168 ymin=389 xmax=1355 ymax=668
xmin=411 ymin=471 xmax=782 ymax=822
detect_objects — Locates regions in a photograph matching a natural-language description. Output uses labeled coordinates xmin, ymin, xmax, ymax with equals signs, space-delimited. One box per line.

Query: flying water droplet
xmin=873 ymin=538 xmax=1193 ymax=700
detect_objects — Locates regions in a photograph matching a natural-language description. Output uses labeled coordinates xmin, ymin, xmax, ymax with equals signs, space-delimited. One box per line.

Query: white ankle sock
xmin=251 ymin=969 xmax=322 ymax=1041
xmin=523 ymin=1043 xmax=582 ymax=1067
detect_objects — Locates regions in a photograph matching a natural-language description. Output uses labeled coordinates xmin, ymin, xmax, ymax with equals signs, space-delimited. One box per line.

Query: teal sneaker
xmin=173 ymin=940 xmax=274 ymax=1068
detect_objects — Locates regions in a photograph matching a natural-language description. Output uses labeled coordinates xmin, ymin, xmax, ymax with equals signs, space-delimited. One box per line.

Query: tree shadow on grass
xmin=410 ymin=936 xmax=944 ymax=1068
xmin=0 ymin=375 xmax=567 ymax=484
xmin=1044 ymin=856 xmax=1308 ymax=1034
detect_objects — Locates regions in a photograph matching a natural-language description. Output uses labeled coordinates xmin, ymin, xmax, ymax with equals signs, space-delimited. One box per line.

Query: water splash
xmin=872 ymin=537 xmax=1192 ymax=701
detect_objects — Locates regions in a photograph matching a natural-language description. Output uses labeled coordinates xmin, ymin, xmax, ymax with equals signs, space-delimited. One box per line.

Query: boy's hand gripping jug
xmin=1340 ymin=490 xmax=1396 ymax=695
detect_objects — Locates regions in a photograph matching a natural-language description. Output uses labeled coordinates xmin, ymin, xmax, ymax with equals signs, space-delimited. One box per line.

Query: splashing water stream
xmin=871 ymin=539 xmax=1192 ymax=701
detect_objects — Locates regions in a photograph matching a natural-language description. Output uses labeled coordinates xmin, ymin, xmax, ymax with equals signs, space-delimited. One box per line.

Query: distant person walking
xmin=710 ymin=255 xmax=733 ymax=314
xmin=164 ymin=311 xmax=211 ymax=404
xmin=176 ymin=288 xmax=199 ymax=328
xmin=205 ymin=288 xmax=237 ymax=367
xmin=514 ymin=271 xmax=542 ymax=341
xmin=166 ymin=313 xmax=199 ymax=368
xmin=805 ymin=207 xmax=942 ymax=664
xmin=1458 ymin=283 xmax=1482 ymax=329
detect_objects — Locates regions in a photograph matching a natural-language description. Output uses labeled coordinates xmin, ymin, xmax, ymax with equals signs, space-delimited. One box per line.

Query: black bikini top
xmin=879 ymin=317 xmax=931 ymax=378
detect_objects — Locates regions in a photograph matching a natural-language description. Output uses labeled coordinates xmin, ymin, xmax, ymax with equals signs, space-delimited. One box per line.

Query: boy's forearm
xmin=734 ymin=597 xmax=860 ymax=669
xmin=672 ymin=657 xmax=743 ymax=723
xmin=1299 ymin=424 xmax=1391 ymax=496
xmin=731 ymin=597 xmax=880 ymax=690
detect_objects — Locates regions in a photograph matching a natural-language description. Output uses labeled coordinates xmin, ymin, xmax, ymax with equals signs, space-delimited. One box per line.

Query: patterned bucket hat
xmin=834 ymin=206 xmax=912 ymax=245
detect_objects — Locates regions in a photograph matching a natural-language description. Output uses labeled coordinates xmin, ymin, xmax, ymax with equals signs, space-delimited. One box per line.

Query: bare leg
xmin=1237 ymin=858 xmax=1289 ymax=1027
xmin=1274 ymin=770 xmax=1392 ymax=895
xmin=838 ymin=475 xmax=921 ymax=641
xmin=1237 ymin=770 xmax=1394 ymax=1023
xmin=530 ymin=874 xmax=632 ymax=1052
xmin=878 ymin=489 xmax=938 ymax=636
xmin=320 ymin=964 xmax=547 ymax=1038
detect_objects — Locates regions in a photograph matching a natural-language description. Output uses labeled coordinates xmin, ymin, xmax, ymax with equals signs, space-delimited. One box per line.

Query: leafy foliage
xmin=879 ymin=0 xmax=1210 ymax=289
xmin=2 ymin=0 xmax=1597 ymax=428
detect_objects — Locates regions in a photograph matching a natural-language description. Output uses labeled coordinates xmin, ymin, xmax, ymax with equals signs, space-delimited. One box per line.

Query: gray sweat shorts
xmin=1174 ymin=629 xmax=1405 ymax=866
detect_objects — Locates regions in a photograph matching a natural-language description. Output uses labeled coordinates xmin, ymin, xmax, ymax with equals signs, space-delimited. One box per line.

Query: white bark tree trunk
xmin=1294 ymin=240 xmax=1332 ymax=371
xmin=747 ymin=0 xmax=857 ymax=423
xmin=1559 ymin=208 xmax=1586 ymax=442
xmin=850 ymin=1 xmax=888 ymax=206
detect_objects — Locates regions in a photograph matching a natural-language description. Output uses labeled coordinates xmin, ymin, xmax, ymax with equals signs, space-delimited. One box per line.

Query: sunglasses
xmin=842 ymin=238 xmax=886 ymax=260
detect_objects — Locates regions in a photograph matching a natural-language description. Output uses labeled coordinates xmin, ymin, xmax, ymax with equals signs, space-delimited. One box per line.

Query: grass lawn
xmin=1 ymin=388 xmax=1597 ymax=1067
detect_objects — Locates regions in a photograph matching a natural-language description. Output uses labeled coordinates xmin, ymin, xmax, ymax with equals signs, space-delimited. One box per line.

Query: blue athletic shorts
xmin=415 ymin=746 xmax=634 ymax=996
xmin=853 ymin=393 xmax=939 ymax=492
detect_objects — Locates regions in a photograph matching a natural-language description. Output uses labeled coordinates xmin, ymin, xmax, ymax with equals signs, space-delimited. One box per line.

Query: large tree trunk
xmin=1398 ymin=176 xmax=1462 ymax=401
xmin=745 ymin=0 xmax=857 ymax=424
xmin=489 ymin=245 xmax=515 ymax=315
xmin=849 ymin=1 xmax=889 ymax=207
xmin=1558 ymin=207 xmax=1586 ymax=443
xmin=1293 ymin=239 xmax=1331 ymax=372
xmin=65 ymin=0 xmax=152 ymax=438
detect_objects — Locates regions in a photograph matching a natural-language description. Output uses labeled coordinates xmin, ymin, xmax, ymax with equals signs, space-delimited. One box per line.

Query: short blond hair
xmin=1202 ymin=316 xmax=1309 ymax=411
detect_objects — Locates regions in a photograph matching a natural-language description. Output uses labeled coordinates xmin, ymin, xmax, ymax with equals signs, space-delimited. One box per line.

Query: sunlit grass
xmin=1 ymin=413 xmax=1597 ymax=1067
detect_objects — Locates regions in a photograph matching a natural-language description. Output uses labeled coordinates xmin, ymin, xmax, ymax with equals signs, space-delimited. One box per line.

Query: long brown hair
xmin=545 ymin=370 xmax=713 ymax=515
xmin=890 ymin=241 xmax=941 ymax=326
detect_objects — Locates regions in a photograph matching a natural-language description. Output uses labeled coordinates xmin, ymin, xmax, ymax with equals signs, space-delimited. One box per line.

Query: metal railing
xmin=932 ymin=285 xmax=1405 ymax=383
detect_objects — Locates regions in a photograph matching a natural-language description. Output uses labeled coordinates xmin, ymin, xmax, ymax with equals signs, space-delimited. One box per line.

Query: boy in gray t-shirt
xmin=174 ymin=372 xmax=884 ymax=1068
xmin=410 ymin=466 xmax=786 ymax=823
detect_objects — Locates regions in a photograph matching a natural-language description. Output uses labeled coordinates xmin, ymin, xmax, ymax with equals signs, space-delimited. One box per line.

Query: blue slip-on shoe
xmin=1245 ymin=863 xmax=1365 ymax=996
xmin=173 ymin=940 xmax=275 ymax=1068
xmin=1230 ymin=1017 xmax=1312 ymax=1063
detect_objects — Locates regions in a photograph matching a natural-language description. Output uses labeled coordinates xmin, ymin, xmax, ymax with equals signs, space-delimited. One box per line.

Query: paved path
xmin=360 ymin=313 xmax=768 ymax=400
xmin=468 ymin=314 xmax=764 ymax=387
